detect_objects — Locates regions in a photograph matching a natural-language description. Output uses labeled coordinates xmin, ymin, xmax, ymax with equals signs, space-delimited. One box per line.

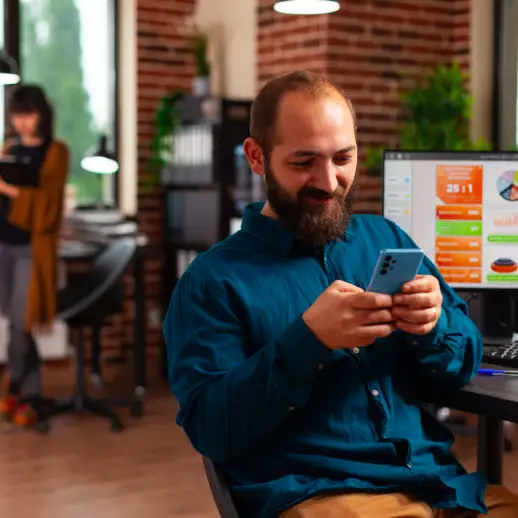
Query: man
xmin=163 ymin=71 xmax=518 ymax=518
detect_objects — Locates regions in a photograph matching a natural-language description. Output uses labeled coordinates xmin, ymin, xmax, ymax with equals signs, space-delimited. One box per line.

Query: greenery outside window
xmin=16 ymin=0 xmax=117 ymax=207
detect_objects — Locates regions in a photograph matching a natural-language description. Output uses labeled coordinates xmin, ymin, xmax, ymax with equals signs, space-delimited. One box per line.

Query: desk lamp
xmin=0 ymin=50 xmax=20 ymax=85
xmin=273 ymin=0 xmax=340 ymax=15
xmin=81 ymin=134 xmax=119 ymax=174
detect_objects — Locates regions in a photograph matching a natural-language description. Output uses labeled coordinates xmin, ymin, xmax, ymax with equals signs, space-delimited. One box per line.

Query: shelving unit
xmin=161 ymin=94 xmax=264 ymax=307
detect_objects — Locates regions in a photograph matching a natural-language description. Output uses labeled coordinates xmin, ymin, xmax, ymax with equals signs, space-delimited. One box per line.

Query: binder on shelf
xmin=162 ymin=96 xmax=254 ymax=308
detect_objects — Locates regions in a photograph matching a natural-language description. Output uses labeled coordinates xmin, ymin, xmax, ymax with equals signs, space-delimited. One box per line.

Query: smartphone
xmin=366 ymin=248 xmax=425 ymax=295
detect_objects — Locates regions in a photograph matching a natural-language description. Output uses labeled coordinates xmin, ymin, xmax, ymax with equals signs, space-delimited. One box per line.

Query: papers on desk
xmin=68 ymin=209 xmax=124 ymax=225
xmin=62 ymin=210 xmax=138 ymax=242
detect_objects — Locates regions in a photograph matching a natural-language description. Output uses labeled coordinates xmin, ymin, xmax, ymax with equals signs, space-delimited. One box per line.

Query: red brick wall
xmin=133 ymin=0 xmax=196 ymax=355
xmin=257 ymin=0 xmax=473 ymax=214
xmin=452 ymin=0 xmax=471 ymax=71
xmin=257 ymin=0 xmax=329 ymax=87
xmin=84 ymin=0 xmax=197 ymax=363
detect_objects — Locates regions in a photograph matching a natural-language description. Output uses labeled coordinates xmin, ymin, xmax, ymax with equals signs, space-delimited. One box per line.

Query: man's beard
xmin=264 ymin=164 xmax=358 ymax=249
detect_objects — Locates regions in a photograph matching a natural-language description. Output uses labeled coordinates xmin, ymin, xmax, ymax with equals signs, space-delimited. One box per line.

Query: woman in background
xmin=0 ymin=84 xmax=69 ymax=429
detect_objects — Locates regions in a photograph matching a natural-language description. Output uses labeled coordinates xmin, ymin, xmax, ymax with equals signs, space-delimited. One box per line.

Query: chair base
xmin=40 ymin=396 xmax=124 ymax=432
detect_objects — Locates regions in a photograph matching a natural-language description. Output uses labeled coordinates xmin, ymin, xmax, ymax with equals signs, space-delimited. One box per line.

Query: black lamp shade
xmin=273 ymin=0 xmax=340 ymax=15
xmin=0 ymin=51 xmax=20 ymax=85
xmin=81 ymin=135 xmax=119 ymax=174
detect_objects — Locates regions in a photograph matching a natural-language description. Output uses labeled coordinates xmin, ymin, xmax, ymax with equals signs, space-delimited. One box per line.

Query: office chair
xmin=202 ymin=457 xmax=241 ymax=518
xmin=39 ymin=238 xmax=138 ymax=432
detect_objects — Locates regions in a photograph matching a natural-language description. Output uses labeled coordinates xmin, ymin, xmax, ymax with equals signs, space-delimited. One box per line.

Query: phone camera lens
xmin=392 ymin=259 xmax=397 ymax=264
xmin=380 ymin=269 xmax=387 ymax=275
xmin=383 ymin=262 xmax=389 ymax=268
xmin=385 ymin=255 xmax=392 ymax=261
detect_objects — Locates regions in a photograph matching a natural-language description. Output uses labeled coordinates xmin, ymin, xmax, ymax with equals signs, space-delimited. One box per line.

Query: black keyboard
xmin=483 ymin=341 xmax=518 ymax=369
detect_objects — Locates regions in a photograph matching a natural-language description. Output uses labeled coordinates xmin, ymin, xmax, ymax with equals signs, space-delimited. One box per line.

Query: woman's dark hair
xmin=7 ymin=84 xmax=54 ymax=140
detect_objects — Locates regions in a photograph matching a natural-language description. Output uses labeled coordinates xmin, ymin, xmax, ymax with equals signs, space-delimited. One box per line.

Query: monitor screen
xmin=382 ymin=151 xmax=518 ymax=289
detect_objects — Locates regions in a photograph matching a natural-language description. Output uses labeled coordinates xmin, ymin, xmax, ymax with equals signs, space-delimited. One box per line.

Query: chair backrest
xmin=57 ymin=238 xmax=137 ymax=321
xmin=202 ymin=457 xmax=241 ymax=518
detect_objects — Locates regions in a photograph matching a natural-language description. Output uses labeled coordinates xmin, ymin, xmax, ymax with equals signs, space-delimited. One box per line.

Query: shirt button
xmin=411 ymin=340 xmax=418 ymax=346
xmin=317 ymin=363 xmax=324 ymax=371
xmin=353 ymin=347 xmax=360 ymax=354
xmin=371 ymin=389 xmax=379 ymax=397
xmin=289 ymin=406 xmax=295 ymax=411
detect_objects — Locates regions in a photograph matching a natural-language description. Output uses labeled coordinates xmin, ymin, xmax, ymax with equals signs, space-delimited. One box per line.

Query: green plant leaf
xmin=397 ymin=63 xmax=480 ymax=151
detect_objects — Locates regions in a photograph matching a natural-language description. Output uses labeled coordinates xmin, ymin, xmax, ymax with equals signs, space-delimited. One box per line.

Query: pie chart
xmin=497 ymin=170 xmax=518 ymax=201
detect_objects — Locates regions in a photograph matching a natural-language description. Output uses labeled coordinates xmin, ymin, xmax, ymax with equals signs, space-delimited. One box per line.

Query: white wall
xmin=193 ymin=0 xmax=257 ymax=99
xmin=470 ymin=0 xmax=495 ymax=145
xmin=118 ymin=0 xmax=138 ymax=216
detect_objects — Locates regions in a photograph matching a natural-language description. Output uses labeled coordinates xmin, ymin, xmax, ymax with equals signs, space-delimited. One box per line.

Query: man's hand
xmin=302 ymin=280 xmax=396 ymax=350
xmin=392 ymin=275 xmax=442 ymax=335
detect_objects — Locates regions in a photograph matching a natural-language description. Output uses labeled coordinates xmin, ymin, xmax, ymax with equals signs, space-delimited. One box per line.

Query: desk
xmin=425 ymin=364 xmax=518 ymax=485
xmin=59 ymin=234 xmax=149 ymax=415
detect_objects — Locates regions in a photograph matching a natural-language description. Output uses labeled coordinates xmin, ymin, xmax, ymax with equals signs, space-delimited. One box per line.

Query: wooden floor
xmin=1 ymin=365 xmax=517 ymax=518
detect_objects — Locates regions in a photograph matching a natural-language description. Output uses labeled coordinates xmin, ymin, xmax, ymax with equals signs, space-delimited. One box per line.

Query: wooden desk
xmin=425 ymin=364 xmax=518 ymax=484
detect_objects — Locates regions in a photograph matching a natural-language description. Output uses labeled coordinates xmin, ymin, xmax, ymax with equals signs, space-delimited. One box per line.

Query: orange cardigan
xmin=6 ymin=140 xmax=70 ymax=331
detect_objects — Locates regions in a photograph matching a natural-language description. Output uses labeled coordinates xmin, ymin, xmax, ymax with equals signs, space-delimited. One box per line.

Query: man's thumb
xmin=329 ymin=280 xmax=363 ymax=293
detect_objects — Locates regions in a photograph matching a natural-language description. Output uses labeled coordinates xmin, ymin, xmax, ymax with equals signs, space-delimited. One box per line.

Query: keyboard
xmin=483 ymin=341 xmax=518 ymax=369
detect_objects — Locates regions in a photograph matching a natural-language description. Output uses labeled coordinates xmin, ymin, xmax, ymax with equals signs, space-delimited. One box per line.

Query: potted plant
xmin=363 ymin=62 xmax=492 ymax=176
xmin=398 ymin=62 xmax=490 ymax=151
xmin=190 ymin=26 xmax=211 ymax=97
xmin=364 ymin=145 xmax=386 ymax=177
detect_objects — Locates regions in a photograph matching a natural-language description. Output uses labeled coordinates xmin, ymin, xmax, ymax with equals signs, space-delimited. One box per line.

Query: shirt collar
xmin=241 ymin=201 xmax=356 ymax=256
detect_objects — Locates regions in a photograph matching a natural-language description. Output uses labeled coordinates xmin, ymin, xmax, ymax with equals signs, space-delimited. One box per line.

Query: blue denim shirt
xmin=163 ymin=201 xmax=486 ymax=518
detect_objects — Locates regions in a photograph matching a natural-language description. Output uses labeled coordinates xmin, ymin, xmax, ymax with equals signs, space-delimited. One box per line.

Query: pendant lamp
xmin=81 ymin=135 xmax=119 ymax=174
xmin=273 ymin=0 xmax=340 ymax=15
xmin=0 ymin=50 xmax=20 ymax=85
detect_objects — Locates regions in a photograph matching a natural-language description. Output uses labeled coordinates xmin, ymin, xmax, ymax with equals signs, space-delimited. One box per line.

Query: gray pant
xmin=0 ymin=243 xmax=41 ymax=397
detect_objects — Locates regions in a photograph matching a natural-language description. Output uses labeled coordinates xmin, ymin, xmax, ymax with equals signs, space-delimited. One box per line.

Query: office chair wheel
xmin=110 ymin=419 xmax=124 ymax=432
xmin=130 ymin=401 xmax=143 ymax=418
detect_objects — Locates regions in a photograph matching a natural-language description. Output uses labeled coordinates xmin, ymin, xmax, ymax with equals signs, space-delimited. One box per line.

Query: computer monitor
xmin=382 ymin=150 xmax=518 ymax=290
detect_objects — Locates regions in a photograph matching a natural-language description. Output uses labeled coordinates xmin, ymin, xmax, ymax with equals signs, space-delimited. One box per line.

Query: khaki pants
xmin=281 ymin=485 xmax=518 ymax=518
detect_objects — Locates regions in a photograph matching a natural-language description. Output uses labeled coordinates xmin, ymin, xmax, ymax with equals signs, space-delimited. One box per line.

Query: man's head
xmin=243 ymin=70 xmax=358 ymax=249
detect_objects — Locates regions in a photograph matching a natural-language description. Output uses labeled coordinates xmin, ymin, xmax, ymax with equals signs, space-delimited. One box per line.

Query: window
xmin=17 ymin=0 xmax=117 ymax=206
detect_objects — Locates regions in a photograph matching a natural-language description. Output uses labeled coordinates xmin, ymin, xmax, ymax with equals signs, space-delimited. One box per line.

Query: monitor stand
xmin=483 ymin=292 xmax=517 ymax=345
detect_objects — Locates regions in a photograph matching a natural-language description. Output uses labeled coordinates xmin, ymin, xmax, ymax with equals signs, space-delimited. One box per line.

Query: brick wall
xmin=84 ymin=0 xmax=197 ymax=363
xmin=73 ymin=0 xmax=474 ymax=367
xmin=257 ymin=1 xmax=328 ymax=86
xmin=257 ymin=0 xmax=473 ymax=214
xmin=134 ymin=0 xmax=196 ymax=355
